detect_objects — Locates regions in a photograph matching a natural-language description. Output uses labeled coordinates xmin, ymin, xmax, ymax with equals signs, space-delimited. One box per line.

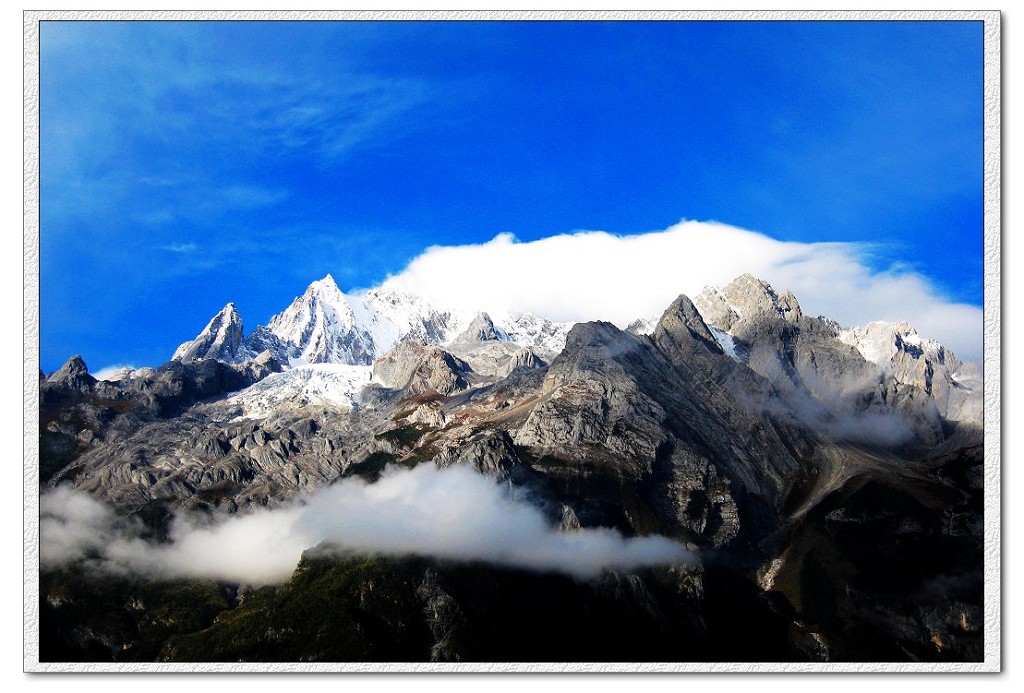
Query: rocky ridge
xmin=173 ymin=274 xmax=573 ymax=367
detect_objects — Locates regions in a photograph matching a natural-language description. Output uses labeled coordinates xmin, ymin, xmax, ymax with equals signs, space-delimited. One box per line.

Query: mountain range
xmin=172 ymin=273 xmax=573 ymax=367
xmin=38 ymin=272 xmax=984 ymax=663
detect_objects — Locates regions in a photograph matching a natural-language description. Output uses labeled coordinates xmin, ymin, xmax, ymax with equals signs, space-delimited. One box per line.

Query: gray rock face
xmin=692 ymin=275 xmax=977 ymax=449
xmin=451 ymin=312 xmax=504 ymax=345
xmin=434 ymin=430 xmax=532 ymax=483
xmin=447 ymin=341 xmax=546 ymax=380
xmin=695 ymin=273 xmax=802 ymax=331
xmin=839 ymin=320 xmax=982 ymax=427
xmin=373 ymin=341 xmax=472 ymax=397
xmin=515 ymin=317 xmax=815 ymax=549
xmin=238 ymin=325 xmax=291 ymax=365
xmin=55 ymin=407 xmax=363 ymax=510
xmin=173 ymin=303 xmax=245 ymax=363
xmin=47 ymin=355 xmax=96 ymax=393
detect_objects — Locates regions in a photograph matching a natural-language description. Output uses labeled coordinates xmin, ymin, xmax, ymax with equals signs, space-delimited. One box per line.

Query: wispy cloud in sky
xmin=159 ymin=243 xmax=197 ymax=254
xmin=41 ymin=22 xmax=430 ymax=227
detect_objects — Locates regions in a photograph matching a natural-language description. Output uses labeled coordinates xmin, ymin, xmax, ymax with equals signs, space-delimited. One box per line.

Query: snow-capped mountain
xmin=838 ymin=320 xmax=982 ymax=424
xmin=172 ymin=302 xmax=245 ymax=363
xmin=692 ymin=273 xmax=981 ymax=429
xmin=253 ymin=275 xmax=460 ymax=366
xmin=173 ymin=274 xmax=574 ymax=367
xmin=172 ymin=272 xmax=981 ymax=433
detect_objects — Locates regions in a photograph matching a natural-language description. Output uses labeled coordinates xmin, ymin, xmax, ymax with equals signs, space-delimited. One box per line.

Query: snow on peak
xmin=225 ymin=364 xmax=372 ymax=420
xmin=174 ymin=273 xmax=577 ymax=368
xmin=838 ymin=320 xmax=947 ymax=366
xmin=173 ymin=302 xmax=245 ymax=363
xmin=310 ymin=273 xmax=339 ymax=292
xmin=626 ymin=317 xmax=658 ymax=336
xmin=263 ymin=277 xmax=373 ymax=364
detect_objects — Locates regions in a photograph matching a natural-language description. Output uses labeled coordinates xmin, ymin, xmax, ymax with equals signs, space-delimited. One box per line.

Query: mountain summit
xmin=172 ymin=303 xmax=245 ymax=363
xmin=172 ymin=276 xmax=573 ymax=367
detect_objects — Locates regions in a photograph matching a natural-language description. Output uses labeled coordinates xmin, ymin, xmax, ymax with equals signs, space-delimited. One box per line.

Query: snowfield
xmin=227 ymin=364 xmax=373 ymax=419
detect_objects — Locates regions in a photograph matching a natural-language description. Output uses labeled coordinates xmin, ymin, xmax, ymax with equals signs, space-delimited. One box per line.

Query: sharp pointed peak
xmin=62 ymin=354 xmax=89 ymax=373
xmin=47 ymin=354 xmax=96 ymax=387
xmin=304 ymin=273 xmax=346 ymax=298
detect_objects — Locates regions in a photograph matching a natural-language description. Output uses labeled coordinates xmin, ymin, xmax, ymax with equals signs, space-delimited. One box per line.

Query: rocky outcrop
xmin=692 ymin=275 xmax=974 ymax=449
xmin=41 ymin=355 xmax=99 ymax=418
xmin=173 ymin=303 xmax=245 ymax=363
xmin=434 ymin=430 xmax=533 ymax=484
xmin=451 ymin=312 xmax=504 ymax=345
xmin=447 ymin=341 xmax=546 ymax=380
xmin=372 ymin=341 xmax=472 ymax=397
xmin=47 ymin=355 xmax=97 ymax=392
xmin=695 ymin=273 xmax=802 ymax=331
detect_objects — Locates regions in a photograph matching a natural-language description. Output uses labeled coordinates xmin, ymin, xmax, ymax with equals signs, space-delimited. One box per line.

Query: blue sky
xmin=39 ymin=20 xmax=985 ymax=372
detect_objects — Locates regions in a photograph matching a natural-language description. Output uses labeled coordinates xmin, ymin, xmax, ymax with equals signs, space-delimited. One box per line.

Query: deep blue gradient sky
xmin=39 ymin=20 xmax=985 ymax=372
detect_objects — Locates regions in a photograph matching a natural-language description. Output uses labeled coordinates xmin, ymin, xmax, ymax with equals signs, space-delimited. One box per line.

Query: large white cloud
xmin=380 ymin=220 xmax=983 ymax=362
xmin=41 ymin=465 xmax=693 ymax=584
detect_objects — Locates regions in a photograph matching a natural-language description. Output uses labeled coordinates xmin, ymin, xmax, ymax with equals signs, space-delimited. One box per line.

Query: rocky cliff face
xmin=694 ymin=274 xmax=982 ymax=450
xmin=172 ymin=303 xmax=245 ymax=363
xmin=39 ymin=273 xmax=984 ymax=663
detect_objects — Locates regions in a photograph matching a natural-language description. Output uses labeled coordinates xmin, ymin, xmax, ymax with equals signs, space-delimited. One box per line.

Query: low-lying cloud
xmin=380 ymin=220 xmax=982 ymax=362
xmin=92 ymin=363 xmax=138 ymax=381
xmin=41 ymin=464 xmax=694 ymax=584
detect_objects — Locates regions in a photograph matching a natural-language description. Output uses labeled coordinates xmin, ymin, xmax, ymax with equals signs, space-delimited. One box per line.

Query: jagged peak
xmin=275 ymin=274 xmax=360 ymax=325
xmin=314 ymin=272 xmax=338 ymax=288
xmin=838 ymin=319 xmax=952 ymax=368
xmin=626 ymin=317 xmax=657 ymax=336
xmin=453 ymin=312 xmax=504 ymax=344
xmin=698 ymin=273 xmax=802 ymax=326
xmin=302 ymin=273 xmax=346 ymax=300
xmin=46 ymin=354 xmax=96 ymax=390
xmin=172 ymin=302 xmax=246 ymax=363
xmin=654 ymin=294 xmax=724 ymax=356
xmin=50 ymin=354 xmax=90 ymax=379
xmin=211 ymin=302 xmax=243 ymax=324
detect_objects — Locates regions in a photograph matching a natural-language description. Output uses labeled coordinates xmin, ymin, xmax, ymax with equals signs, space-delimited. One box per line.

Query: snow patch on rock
xmin=227 ymin=364 xmax=372 ymax=419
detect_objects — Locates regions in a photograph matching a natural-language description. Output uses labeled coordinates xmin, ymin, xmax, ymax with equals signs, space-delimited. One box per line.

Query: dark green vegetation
xmin=40 ymin=567 xmax=233 ymax=662
xmin=43 ymin=550 xmax=790 ymax=663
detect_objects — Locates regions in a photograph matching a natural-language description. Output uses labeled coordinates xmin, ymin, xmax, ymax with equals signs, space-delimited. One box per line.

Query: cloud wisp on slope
xmin=40 ymin=464 xmax=695 ymax=584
